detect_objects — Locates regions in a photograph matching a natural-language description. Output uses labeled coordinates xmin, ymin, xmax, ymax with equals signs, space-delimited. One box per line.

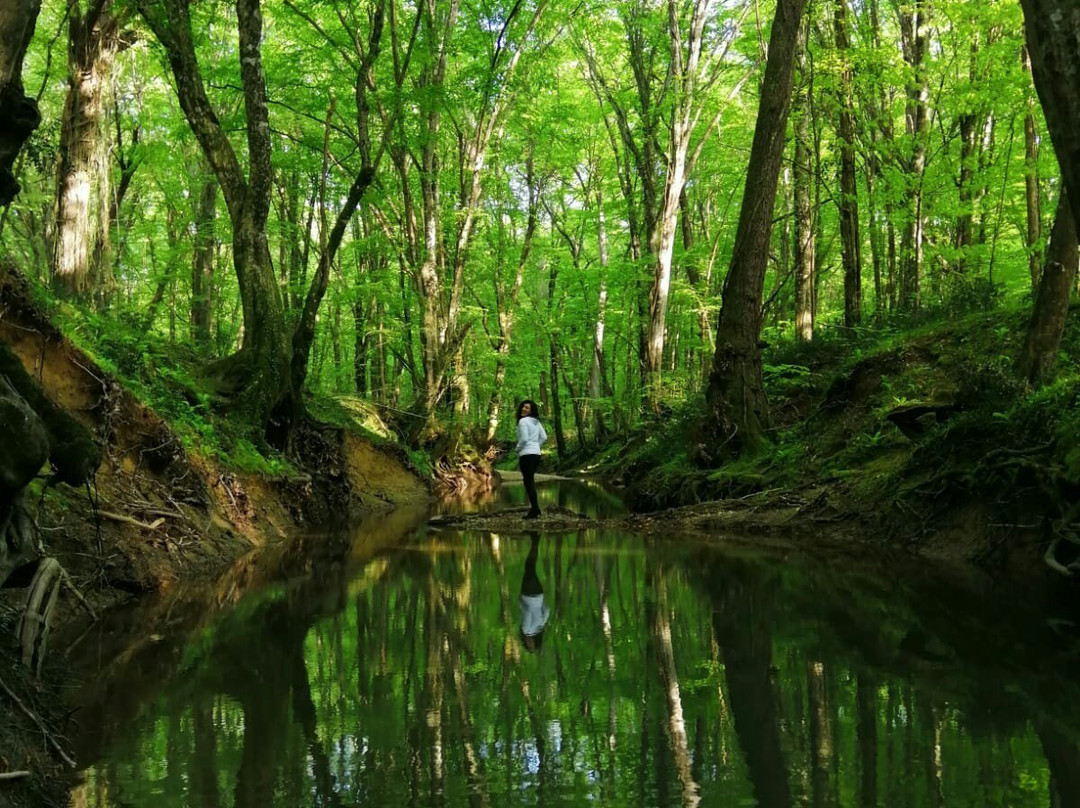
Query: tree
xmin=832 ymin=0 xmax=862 ymax=328
xmin=50 ymin=0 xmax=124 ymax=299
xmin=898 ymin=0 xmax=930 ymax=312
xmin=1015 ymin=190 xmax=1078 ymax=386
xmin=704 ymin=0 xmax=807 ymax=456
xmin=0 ymin=0 xmax=42 ymax=207
xmin=792 ymin=19 xmax=815 ymax=342
xmin=1021 ymin=0 xmax=1080 ymax=235
xmin=136 ymin=0 xmax=295 ymax=439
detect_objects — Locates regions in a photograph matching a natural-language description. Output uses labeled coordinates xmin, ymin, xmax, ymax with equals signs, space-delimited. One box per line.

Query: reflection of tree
xmin=1037 ymin=721 xmax=1080 ymax=808
xmin=81 ymin=526 xmax=1080 ymax=807
xmin=648 ymin=561 xmax=701 ymax=807
xmin=807 ymin=660 xmax=838 ymax=808
xmin=855 ymin=676 xmax=878 ymax=808
xmin=703 ymin=562 xmax=793 ymax=808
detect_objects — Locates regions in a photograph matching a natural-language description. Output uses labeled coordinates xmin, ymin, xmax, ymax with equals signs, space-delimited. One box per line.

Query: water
xmin=67 ymin=480 xmax=1080 ymax=807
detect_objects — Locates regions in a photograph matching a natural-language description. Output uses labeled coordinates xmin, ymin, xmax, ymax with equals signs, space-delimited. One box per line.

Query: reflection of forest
xmin=72 ymin=530 xmax=1080 ymax=807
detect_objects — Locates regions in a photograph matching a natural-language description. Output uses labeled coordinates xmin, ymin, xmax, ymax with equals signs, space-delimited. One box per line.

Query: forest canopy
xmin=0 ymin=0 xmax=1069 ymax=455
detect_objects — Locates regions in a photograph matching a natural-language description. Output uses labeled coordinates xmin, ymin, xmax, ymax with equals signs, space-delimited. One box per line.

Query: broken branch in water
xmin=0 ymin=771 xmax=31 ymax=781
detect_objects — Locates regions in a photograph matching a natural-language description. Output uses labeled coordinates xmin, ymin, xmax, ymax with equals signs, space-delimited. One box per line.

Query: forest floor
xmin=0 ymin=271 xmax=429 ymax=806
xmin=565 ymin=303 xmax=1080 ymax=578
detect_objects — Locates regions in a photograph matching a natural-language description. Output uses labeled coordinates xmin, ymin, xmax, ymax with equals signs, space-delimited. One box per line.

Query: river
xmin=66 ymin=479 xmax=1080 ymax=807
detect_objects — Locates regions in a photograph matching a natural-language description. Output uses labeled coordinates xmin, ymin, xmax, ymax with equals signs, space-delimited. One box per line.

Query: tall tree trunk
xmin=898 ymin=0 xmax=930 ymax=312
xmin=704 ymin=0 xmax=805 ymax=457
xmin=1021 ymin=0 xmax=1080 ymax=236
xmin=793 ymin=21 xmax=814 ymax=341
xmin=956 ymin=38 xmax=981 ymax=275
xmin=548 ymin=261 xmax=566 ymax=461
xmin=1015 ymin=190 xmax=1078 ymax=386
xmin=51 ymin=0 xmax=120 ymax=299
xmin=833 ymin=0 xmax=862 ymax=329
xmin=353 ymin=298 xmax=368 ymax=395
xmin=644 ymin=0 xmax=716 ymax=410
xmin=191 ymin=172 xmax=217 ymax=351
xmin=0 ymin=0 xmax=42 ymax=207
xmin=591 ymin=182 xmax=611 ymax=439
xmin=1022 ymin=47 xmax=1044 ymax=290
xmin=485 ymin=155 xmax=538 ymax=442
xmin=138 ymin=0 xmax=294 ymax=439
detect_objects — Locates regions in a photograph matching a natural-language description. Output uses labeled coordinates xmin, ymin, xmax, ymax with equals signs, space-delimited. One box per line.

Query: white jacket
xmin=516 ymin=417 xmax=548 ymax=456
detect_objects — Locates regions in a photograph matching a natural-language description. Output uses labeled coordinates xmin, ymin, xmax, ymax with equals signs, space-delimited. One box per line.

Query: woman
xmin=515 ymin=399 xmax=547 ymax=519
xmin=519 ymin=532 xmax=549 ymax=652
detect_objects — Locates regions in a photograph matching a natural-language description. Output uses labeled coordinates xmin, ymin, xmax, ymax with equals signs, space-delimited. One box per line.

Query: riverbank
xmin=0 ymin=272 xmax=430 ymax=806
xmin=554 ymin=306 xmax=1080 ymax=577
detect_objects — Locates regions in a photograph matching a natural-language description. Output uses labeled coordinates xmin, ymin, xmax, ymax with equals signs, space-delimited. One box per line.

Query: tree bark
xmin=793 ymin=22 xmax=815 ymax=342
xmin=1015 ymin=190 xmax=1078 ymax=386
xmin=704 ymin=0 xmax=805 ymax=457
xmin=898 ymin=0 xmax=930 ymax=312
xmin=833 ymin=0 xmax=862 ymax=329
xmin=1021 ymin=0 xmax=1080 ymax=237
xmin=956 ymin=37 xmax=982 ymax=276
xmin=644 ymin=0 xmax=715 ymax=408
xmin=51 ymin=0 xmax=121 ymax=299
xmin=0 ymin=0 xmax=42 ymax=207
xmin=590 ymin=181 xmax=611 ymax=439
xmin=1022 ymin=47 xmax=1043 ymax=290
xmin=191 ymin=172 xmax=217 ymax=351
xmin=138 ymin=0 xmax=295 ymax=439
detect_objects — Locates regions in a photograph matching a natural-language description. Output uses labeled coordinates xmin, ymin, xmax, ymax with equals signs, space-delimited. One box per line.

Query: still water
xmin=68 ymin=481 xmax=1080 ymax=807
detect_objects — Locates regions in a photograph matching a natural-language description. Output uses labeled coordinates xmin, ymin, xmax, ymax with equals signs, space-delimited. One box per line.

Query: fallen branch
xmin=97 ymin=511 xmax=164 ymax=530
xmin=0 ymin=771 xmax=31 ymax=781
xmin=0 ymin=675 xmax=76 ymax=768
xmin=59 ymin=568 xmax=97 ymax=622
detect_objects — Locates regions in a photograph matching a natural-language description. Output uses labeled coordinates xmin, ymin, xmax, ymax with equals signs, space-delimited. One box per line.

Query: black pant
xmin=521 ymin=535 xmax=542 ymax=596
xmin=519 ymin=454 xmax=541 ymax=514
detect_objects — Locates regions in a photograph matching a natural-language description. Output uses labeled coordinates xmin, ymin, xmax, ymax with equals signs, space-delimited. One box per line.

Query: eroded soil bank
xmin=0 ymin=273 xmax=428 ymax=807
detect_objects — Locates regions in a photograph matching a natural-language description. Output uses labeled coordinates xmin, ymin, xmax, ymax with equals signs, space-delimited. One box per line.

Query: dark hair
xmin=516 ymin=399 xmax=540 ymax=421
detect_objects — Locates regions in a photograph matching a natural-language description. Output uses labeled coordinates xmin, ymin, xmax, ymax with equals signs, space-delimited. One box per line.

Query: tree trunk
xmin=793 ymin=21 xmax=814 ymax=341
xmin=51 ymin=0 xmax=120 ymax=299
xmin=898 ymin=0 xmax=929 ymax=312
xmin=1021 ymin=0 xmax=1080 ymax=236
xmin=1015 ymin=190 xmax=1078 ymax=386
xmin=956 ymin=39 xmax=981 ymax=275
xmin=704 ymin=0 xmax=805 ymax=457
xmin=353 ymin=298 xmax=368 ymax=395
xmin=138 ymin=0 xmax=294 ymax=440
xmin=643 ymin=0 xmax=714 ymax=410
xmin=590 ymin=188 xmax=610 ymax=439
xmin=191 ymin=173 xmax=217 ymax=350
xmin=1023 ymin=47 xmax=1043 ymax=290
xmin=548 ymin=262 xmax=566 ymax=462
xmin=484 ymin=155 xmax=538 ymax=443
xmin=0 ymin=0 xmax=42 ymax=207
xmin=833 ymin=0 xmax=862 ymax=329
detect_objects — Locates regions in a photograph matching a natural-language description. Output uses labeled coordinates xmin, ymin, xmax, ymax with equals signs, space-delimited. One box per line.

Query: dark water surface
xmin=68 ymin=481 xmax=1080 ymax=807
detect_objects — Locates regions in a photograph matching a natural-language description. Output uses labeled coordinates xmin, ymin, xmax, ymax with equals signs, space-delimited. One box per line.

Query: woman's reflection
xmin=519 ymin=533 xmax=549 ymax=652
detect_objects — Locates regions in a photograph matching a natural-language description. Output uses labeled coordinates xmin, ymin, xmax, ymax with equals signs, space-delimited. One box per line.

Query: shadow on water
xmin=68 ymin=481 xmax=1080 ymax=807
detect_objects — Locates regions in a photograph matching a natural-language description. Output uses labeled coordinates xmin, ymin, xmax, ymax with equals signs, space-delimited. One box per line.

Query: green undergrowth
xmin=589 ymin=302 xmax=1080 ymax=523
xmin=47 ymin=304 xmax=426 ymax=479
